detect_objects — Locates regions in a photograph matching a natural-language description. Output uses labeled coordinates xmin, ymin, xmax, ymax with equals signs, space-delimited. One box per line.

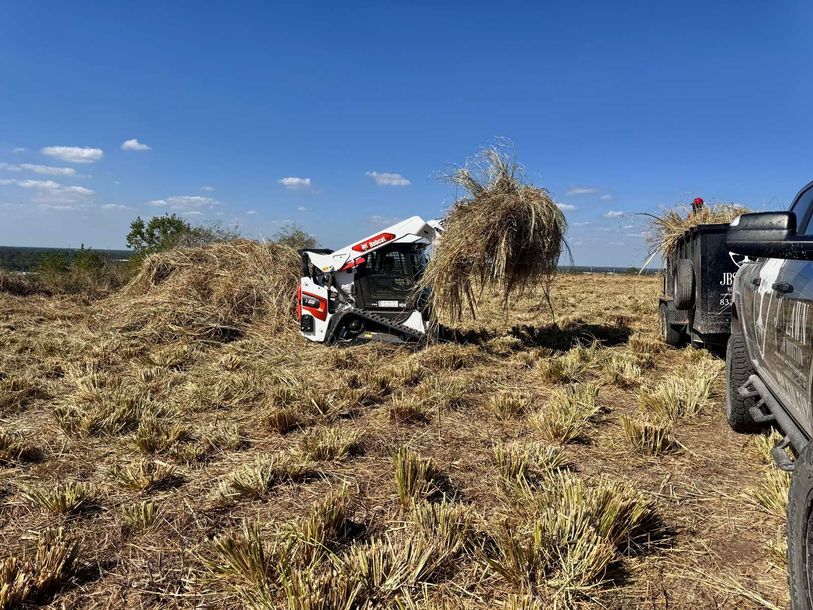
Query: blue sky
xmin=1 ymin=1 xmax=812 ymax=266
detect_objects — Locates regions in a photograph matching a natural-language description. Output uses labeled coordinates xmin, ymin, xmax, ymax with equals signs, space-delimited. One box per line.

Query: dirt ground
xmin=0 ymin=271 xmax=790 ymax=609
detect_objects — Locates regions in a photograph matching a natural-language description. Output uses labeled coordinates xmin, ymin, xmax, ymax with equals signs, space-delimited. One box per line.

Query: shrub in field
xmin=531 ymin=384 xmax=600 ymax=443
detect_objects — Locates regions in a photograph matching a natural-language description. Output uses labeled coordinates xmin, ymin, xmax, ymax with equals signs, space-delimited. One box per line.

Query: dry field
xmin=0 ymin=257 xmax=791 ymax=609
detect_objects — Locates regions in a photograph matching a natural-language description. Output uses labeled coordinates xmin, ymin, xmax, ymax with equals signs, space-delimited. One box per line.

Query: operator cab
xmin=353 ymin=243 xmax=428 ymax=313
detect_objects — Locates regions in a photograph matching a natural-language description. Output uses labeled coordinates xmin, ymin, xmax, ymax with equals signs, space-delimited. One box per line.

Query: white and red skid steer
xmin=297 ymin=216 xmax=443 ymax=344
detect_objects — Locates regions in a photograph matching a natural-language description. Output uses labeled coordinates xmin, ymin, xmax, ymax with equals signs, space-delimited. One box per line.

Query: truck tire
xmin=788 ymin=442 xmax=813 ymax=610
xmin=724 ymin=332 xmax=760 ymax=433
xmin=674 ymin=259 xmax=695 ymax=310
xmin=659 ymin=303 xmax=682 ymax=347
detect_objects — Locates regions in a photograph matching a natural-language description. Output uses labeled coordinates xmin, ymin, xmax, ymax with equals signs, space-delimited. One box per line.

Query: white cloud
xmin=565 ymin=186 xmax=599 ymax=196
xmin=367 ymin=214 xmax=400 ymax=227
xmin=1 ymin=202 xmax=23 ymax=209
xmin=149 ymin=195 xmax=218 ymax=209
xmin=121 ymin=138 xmax=151 ymax=151
xmin=297 ymin=206 xmax=307 ymax=211
xmin=599 ymin=194 xmax=614 ymax=201
xmin=556 ymin=203 xmax=576 ymax=211
xmin=1 ymin=177 xmax=95 ymax=209
xmin=246 ymin=210 xmax=257 ymax=215
xmin=101 ymin=203 xmax=131 ymax=210
xmin=608 ymin=241 xmax=625 ymax=246
xmin=278 ymin=177 xmax=312 ymax=190
xmin=13 ymin=179 xmax=95 ymax=205
xmin=201 ymin=185 xmax=215 ymax=192
xmin=0 ymin=162 xmax=77 ymax=176
xmin=41 ymin=146 xmax=104 ymax=164
xmin=11 ymin=147 xmax=25 ymax=154
xmin=184 ymin=210 xmax=203 ymax=216
xmin=605 ymin=210 xmax=625 ymax=218
xmin=573 ymin=221 xmax=590 ymax=227
xmin=366 ymin=171 xmax=411 ymax=186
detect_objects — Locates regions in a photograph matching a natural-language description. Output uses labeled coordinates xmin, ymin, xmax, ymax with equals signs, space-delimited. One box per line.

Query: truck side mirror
xmin=726 ymin=211 xmax=813 ymax=260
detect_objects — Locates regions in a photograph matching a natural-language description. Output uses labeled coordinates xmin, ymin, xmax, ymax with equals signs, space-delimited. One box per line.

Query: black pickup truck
xmin=725 ymin=181 xmax=813 ymax=610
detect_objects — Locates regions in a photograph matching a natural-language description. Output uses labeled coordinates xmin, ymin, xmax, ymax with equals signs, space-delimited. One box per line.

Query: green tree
xmin=126 ymin=214 xmax=193 ymax=256
xmin=273 ymin=223 xmax=319 ymax=250
xmin=37 ymin=251 xmax=69 ymax=275
xmin=73 ymin=245 xmax=106 ymax=275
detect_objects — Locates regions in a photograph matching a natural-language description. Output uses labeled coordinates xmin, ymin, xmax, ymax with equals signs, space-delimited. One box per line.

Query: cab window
xmin=792 ymin=186 xmax=813 ymax=235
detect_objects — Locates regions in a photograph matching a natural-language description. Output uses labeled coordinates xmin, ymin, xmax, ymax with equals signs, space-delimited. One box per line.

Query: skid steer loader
xmin=297 ymin=216 xmax=443 ymax=344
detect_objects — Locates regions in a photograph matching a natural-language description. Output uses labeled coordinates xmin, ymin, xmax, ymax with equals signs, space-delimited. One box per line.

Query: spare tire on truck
xmin=674 ymin=259 xmax=695 ymax=310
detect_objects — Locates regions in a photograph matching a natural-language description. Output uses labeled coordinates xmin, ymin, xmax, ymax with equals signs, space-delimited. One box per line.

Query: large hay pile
xmin=107 ymin=240 xmax=300 ymax=342
xmin=645 ymin=203 xmax=747 ymax=259
xmin=419 ymin=147 xmax=568 ymax=323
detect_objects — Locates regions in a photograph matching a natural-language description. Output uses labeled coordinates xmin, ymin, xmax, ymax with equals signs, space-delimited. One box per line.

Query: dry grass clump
xmin=218 ymin=453 xmax=318 ymax=501
xmin=638 ymin=369 xmax=719 ymax=423
xmin=604 ymin=354 xmax=644 ymax=388
xmin=107 ymin=459 xmax=178 ymax=492
xmin=0 ymin=528 xmax=80 ymax=610
xmin=489 ymin=391 xmax=531 ymax=420
xmin=619 ymin=415 xmax=680 ymax=455
xmin=134 ymin=415 xmax=188 ymax=454
xmin=394 ymin=447 xmax=441 ymax=506
xmin=491 ymin=472 xmax=658 ymax=607
xmin=536 ymin=342 xmax=599 ymax=384
xmin=752 ymin=430 xmax=784 ymax=465
xmin=298 ymin=427 xmax=361 ymax=461
xmin=21 ymin=481 xmax=95 ymax=514
xmin=0 ymin=376 xmax=46 ymax=413
xmin=749 ymin=467 xmax=791 ymax=518
xmin=388 ymin=393 xmax=431 ymax=424
xmin=108 ymin=240 xmax=300 ymax=342
xmin=531 ymin=384 xmax=600 ymax=443
xmin=494 ymin=441 xmax=565 ymax=486
xmin=645 ymin=202 xmax=748 ymax=258
xmin=0 ymin=430 xmax=40 ymax=465
xmin=119 ymin=500 xmax=158 ymax=532
xmin=418 ymin=146 xmax=568 ymax=322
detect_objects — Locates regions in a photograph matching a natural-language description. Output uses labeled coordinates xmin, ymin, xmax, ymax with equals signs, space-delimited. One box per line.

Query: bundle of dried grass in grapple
xmin=419 ymin=147 xmax=568 ymax=323
xmin=645 ymin=202 xmax=747 ymax=260
xmin=107 ymin=240 xmax=299 ymax=342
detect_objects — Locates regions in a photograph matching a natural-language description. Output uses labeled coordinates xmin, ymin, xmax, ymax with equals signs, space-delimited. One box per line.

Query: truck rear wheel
xmin=674 ymin=259 xmax=695 ymax=310
xmin=659 ymin=303 xmax=682 ymax=347
xmin=788 ymin=442 xmax=813 ymax=610
xmin=725 ymin=332 xmax=760 ymax=433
